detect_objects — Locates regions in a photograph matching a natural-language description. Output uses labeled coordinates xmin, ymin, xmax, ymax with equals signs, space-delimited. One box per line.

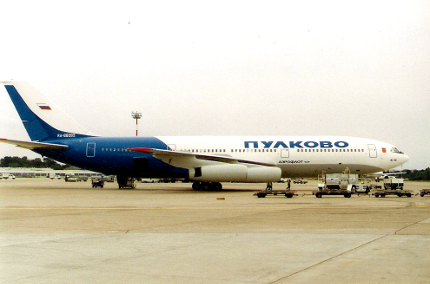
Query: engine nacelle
xmin=246 ymin=166 xmax=282 ymax=182
xmin=189 ymin=165 xmax=281 ymax=183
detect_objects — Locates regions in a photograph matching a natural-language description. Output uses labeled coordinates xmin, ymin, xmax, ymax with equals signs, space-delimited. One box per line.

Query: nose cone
xmin=401 ymin=153 xmax=409 ymax=165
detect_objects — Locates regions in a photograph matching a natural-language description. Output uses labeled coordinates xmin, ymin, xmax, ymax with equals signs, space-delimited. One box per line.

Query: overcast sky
xmin=0 ymin=0 xmax=429 ymax=170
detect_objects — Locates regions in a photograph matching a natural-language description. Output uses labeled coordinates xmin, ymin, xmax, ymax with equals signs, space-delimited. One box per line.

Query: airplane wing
xmin=127 ymin=148 xmax=276 ymax=167
xmin=0 ymin=138 xmax=68 ymax=150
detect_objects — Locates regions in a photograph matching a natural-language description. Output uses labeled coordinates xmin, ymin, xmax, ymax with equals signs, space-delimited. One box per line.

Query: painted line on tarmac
xmin=1 ymin=207 xmax=293 ymax=210
xmin=0 ymin=205 xmax=423 ymax=210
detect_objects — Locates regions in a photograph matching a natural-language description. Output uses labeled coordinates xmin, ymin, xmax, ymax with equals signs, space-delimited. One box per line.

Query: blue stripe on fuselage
xmin=35 ymin=136 xmax=188 ymax=178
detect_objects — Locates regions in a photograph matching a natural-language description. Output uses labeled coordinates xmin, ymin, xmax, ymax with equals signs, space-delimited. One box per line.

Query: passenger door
xmin=368 ymin=144 xmax=377 ymax=158
xmin=280 ymin=148 xmax=289 ymax=158
xmin=86 ymin=143 xmax=96 ymax=157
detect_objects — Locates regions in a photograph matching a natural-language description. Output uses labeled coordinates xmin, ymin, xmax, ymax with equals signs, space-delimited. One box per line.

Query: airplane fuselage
xmin=34 ymin=136 xmax=408 ymax=179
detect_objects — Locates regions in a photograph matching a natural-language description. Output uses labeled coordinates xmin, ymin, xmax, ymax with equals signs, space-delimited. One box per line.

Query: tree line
xmin=402 ymin=168 xmax=430 ymax=181
xmin=0 ymin=156 xmax=68 ymax=170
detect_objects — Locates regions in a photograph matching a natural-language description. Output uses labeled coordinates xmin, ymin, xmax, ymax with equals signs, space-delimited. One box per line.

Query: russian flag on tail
xmin=37 ymin=103 xmax=51 ymax=110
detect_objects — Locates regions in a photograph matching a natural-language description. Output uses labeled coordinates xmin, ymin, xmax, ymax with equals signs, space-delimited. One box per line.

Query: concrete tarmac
xmin=1 ymin=179 xmax=430 ymax=283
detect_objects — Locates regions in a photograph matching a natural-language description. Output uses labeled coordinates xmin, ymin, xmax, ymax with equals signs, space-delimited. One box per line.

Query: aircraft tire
xmin=213 ymin=182 xmax=222 ymax=191
xmin=201 ymin=182 xmax=211 ymax=191
xmin=192 ymin=182 xmax=202 ymax=191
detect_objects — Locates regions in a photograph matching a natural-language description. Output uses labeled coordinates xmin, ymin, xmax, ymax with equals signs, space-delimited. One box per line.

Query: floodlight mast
xmin=131 ymin=111 xmax=142 ymax=137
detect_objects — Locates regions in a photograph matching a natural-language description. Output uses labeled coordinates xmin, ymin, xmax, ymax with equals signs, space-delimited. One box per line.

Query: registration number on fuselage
xmin=57 ymin=133 xmax=76 ymax=138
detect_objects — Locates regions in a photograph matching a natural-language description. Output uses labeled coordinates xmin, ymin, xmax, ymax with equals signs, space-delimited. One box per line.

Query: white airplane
xmin=1 ymin=81 xmax=409 ymax=190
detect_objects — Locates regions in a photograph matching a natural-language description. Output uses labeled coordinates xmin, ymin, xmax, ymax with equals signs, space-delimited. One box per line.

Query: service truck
xmin=314 ymin=168 xmax=370 ymax=198
xmin=372 ymin=177 xmax=412 ymax=198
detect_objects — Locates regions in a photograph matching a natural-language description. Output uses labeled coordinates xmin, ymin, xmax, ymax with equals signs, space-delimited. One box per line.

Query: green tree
xmin=1 ymin=156 xmax=69 ymax=170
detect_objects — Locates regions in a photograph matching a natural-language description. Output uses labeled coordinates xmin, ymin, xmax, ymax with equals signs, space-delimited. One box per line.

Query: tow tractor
xmin=91 ymin=176 xmax=105 ymax=188
xmin=254 ymin=182 xmax=297 ymax=198
xmin=372 ymin=177 xmax=412 ymax=198
xmin=313 ymin=168 xmax=370 ymax=198
xmin=419 ymin=189 xmax=430 ymax=197
xmin=254 ymin=189 xmax=297 ymax=198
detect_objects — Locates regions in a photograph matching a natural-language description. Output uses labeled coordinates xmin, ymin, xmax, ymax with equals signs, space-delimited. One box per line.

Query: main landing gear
xmin=117 ymin=175 xmax=136 ymax=189
xmin=192 ymin=181 xmax=223 ymax=191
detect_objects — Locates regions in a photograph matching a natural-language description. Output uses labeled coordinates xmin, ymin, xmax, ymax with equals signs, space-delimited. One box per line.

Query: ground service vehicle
xmin=91 ymin=176 xmax=104 ymax=188
xmin=254 ymin=189 xmax=297 ymax=198
xmin=372 ymin=177 xmax=412 ymax=197
xmin=314 ymin=168 xmax=370 ymax=198
xmin=420 ymin=189 xmax=430 ymax=197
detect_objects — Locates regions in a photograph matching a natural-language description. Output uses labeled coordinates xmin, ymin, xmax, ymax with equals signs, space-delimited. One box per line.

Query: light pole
xmin=131 ymin=111 xmax=142 ymax=137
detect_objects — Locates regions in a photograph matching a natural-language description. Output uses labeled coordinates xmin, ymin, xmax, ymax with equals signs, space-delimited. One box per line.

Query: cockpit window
xmin=390 ymin=147 xmax=403 ymax=154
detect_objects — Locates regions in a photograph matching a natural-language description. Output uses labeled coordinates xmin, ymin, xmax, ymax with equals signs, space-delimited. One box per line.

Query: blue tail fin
xmin=3 ymin=82 xmax=95 ymax=142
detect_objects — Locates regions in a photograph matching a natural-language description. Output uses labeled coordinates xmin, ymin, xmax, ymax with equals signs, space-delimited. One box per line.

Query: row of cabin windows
xmin=189 ymin=149 xmax=227 ymax=153
xmin=99 ymin=148 xmax=364 ymax=153
xmin=182 ymin=148 xmax=365 ymax=153
xmin=101 ymin=148 xmax=130 ymax=152
xmin=297 ymin=148 xmax=364 ymax=153
xmin=185 ymin=149 xmax=277 ymax=153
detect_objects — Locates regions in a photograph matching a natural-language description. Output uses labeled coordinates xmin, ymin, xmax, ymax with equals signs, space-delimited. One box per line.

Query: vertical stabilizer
xmin=2 ymin=81 xmax=95 ymax=141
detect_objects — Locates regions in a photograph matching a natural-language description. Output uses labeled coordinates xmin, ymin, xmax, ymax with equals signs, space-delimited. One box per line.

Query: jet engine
xmin=189 ymin=164 xmax=281 ymax=183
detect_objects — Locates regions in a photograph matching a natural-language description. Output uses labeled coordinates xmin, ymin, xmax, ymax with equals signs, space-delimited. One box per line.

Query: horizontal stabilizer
xmin=0 ymin=138 xmax=68 ymax=150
